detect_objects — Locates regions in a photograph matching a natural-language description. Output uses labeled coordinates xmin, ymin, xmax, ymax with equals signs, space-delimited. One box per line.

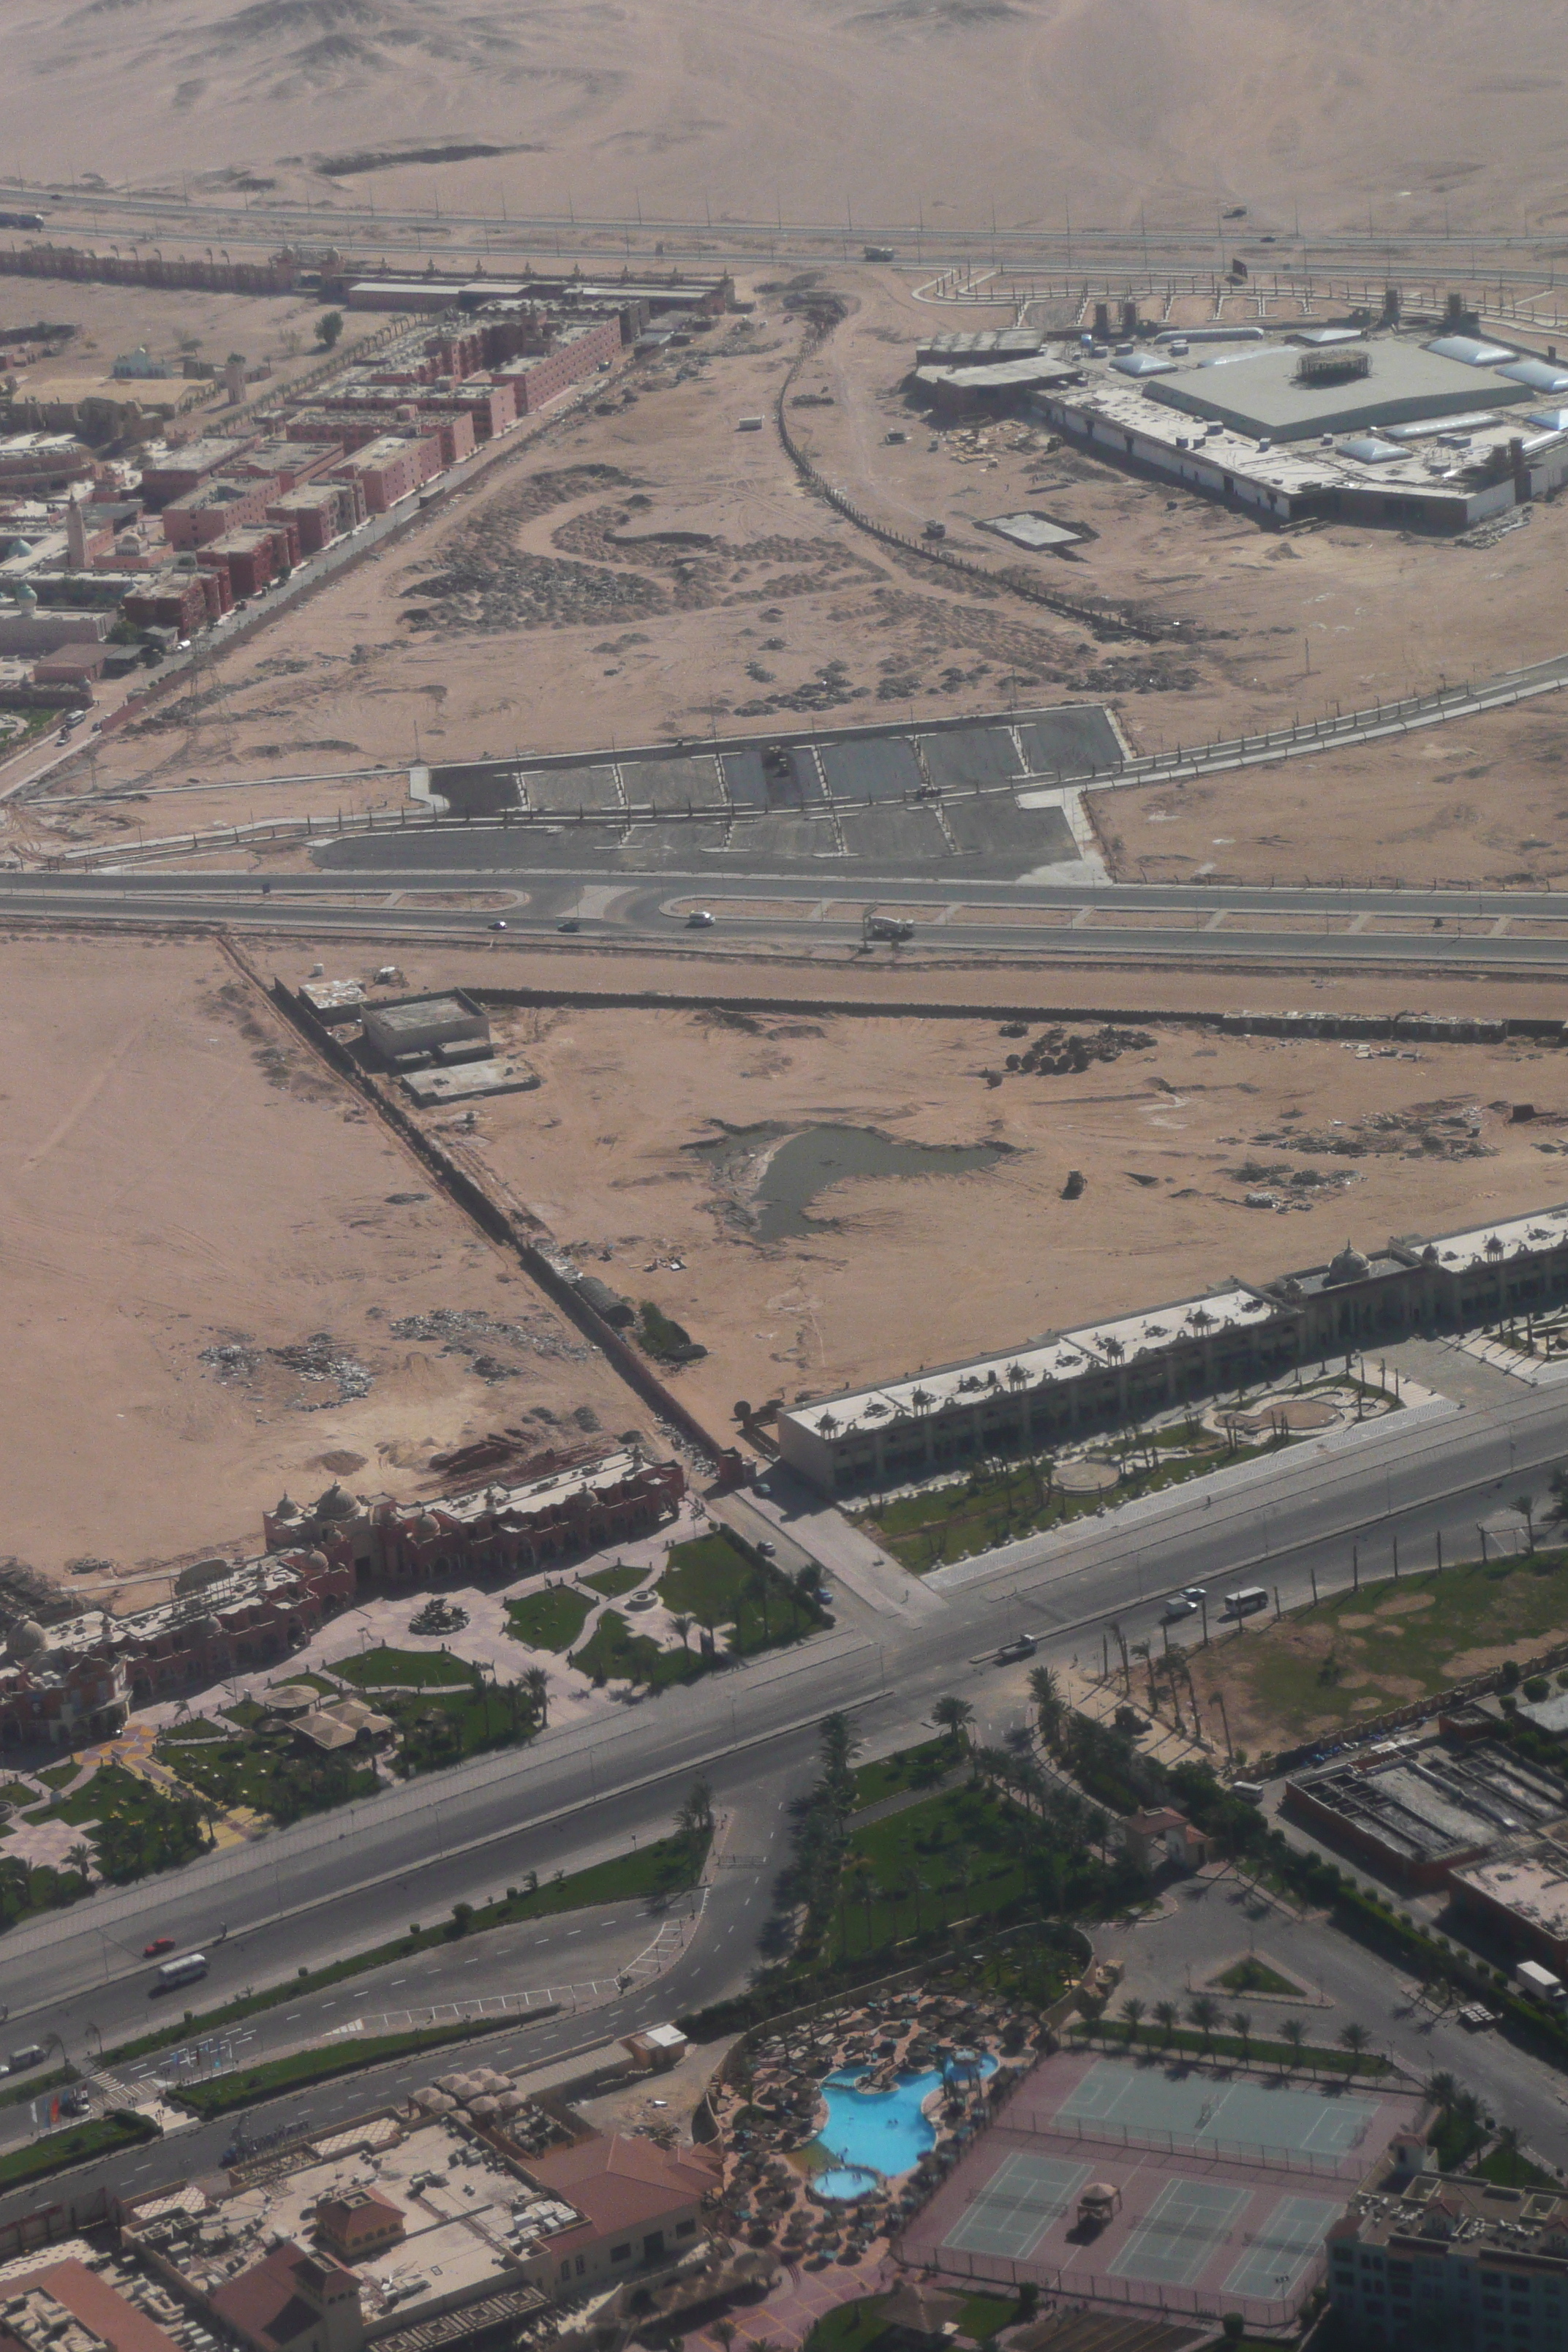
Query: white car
xmin=1182 ymin=1586 xmax=1207 ymax=1602
xmin=1161 ymin=1596 xmax=1199 ymax=1623
xmin=686 ymin=909 xmax=715 ymax=928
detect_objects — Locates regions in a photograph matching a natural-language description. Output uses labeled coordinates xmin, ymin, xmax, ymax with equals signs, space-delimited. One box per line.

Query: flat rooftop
xmin=124 ymin=2117 xmax=568 ymax=2326
xmin=1146 ymin=338 xmax=1534 ymax=441
xmin=1339 ymin=2168 xmax=1568 ymax=2253
xmin=779 ymin=1283 xmax=1282 ymax=1440
xmin=1451 ymin=1833 xmax=1568 ymax=1940
xmin=1289 ymin=1741 xmax=1566 ymax=1867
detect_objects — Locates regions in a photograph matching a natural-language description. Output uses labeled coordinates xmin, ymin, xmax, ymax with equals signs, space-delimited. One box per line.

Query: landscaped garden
xmin=505 ymin=1584 xmax=595 ymax=1651
xmin=334 ymin=1646 xmax=478 ymax=1689
xmin=859 ymin=1377 xmax=1398 ymax=1573
xmin=570 ymin=1530 xmax=827 ymax=1692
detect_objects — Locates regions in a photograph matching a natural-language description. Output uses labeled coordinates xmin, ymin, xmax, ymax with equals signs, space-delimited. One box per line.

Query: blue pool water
xmin=814 ymin=2057 xmax=997 ymax=2199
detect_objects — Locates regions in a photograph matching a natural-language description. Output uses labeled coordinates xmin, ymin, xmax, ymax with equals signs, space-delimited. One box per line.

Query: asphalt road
xmin=7 ymin=864 xmax=1568 ymax=974
xmin=1 ymin=1371 xmax=1565 ymax=2220
xmin=4 ymin=1373 xmax=1566 ymax=2059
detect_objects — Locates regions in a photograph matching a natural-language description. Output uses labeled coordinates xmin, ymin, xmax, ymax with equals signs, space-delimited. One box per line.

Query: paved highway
xmin=3 ymin=1376 xmax=1565 ymax=2057
xmin=2 ymin=1369 xmax=1567 ymax=2220
xmin=7 ymin=864 xmax=1568 ymax=975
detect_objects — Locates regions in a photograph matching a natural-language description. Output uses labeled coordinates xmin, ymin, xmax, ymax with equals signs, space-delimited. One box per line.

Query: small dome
xmin=8 ymin=1618 xmax=45 ymax=1659
xmin=415 ymin=1513 xmax=441 ymax=1539
xmin=273 ymin=1494 xmax=300 ymax=1521
xmin=315 ymin=1482 xmax=356 ymax=1519
xmin=1324 ymin=1241 xmax=1371 ymax=1286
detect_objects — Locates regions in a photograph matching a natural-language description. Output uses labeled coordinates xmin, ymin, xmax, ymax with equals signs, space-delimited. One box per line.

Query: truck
xmin=156 ymin=1952 xmax=209 ymax=1992
xmin=863 ymin=908 xmax=915 ymax=946
xmin=1515 ymin=1959 xmax=1566 ymax=2007
xmin=862 ymin=245 xmax=897 ymax=263
xmin=1221 ymin=1586 xmax=1269 ymax=1620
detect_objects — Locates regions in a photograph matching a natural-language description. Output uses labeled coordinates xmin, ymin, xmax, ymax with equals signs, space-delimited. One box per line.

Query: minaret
xmin=65 ymin=491 xmax=89 ymax=570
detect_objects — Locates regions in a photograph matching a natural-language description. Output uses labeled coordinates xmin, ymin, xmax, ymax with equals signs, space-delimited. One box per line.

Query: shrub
xmin=1501 ymin=1660 xmax=1523 ymax=1692
xmin=1524 ymin=1676 xmax=1551 ymax=1702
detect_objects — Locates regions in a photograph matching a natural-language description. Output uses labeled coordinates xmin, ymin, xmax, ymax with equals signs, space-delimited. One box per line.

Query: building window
xmin=611 ymin=2247 xmax=630 ymax=2264
xmin=559 ymin=2261 xmax=570 ymax=2280
xmin=576 ymin=2258 xmax=585 ymax=2277
xmin=676 ymin=2221 xmax=696 ymax=2238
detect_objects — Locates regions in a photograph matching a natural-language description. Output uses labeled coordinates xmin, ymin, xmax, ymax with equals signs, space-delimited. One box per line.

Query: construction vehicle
xmin=863 ymin=905 xmax=914 ymax=946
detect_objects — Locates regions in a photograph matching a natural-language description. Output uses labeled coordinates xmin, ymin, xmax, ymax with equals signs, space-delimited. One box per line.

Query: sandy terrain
xmin=0 ymin=933 xmax=643 ymax=1573
xmin=410 ymin=993 xmax=1568 ymax=1428
xmin=1100 ymin=697 xmax=1568 ymax=889
xmin=10 ymin=0 xmax=1568 ymax=244
xmin=0 ymin=279 xmax=335 ymax=410
xmin=20 ymin=267 xmax=1568 ymax=896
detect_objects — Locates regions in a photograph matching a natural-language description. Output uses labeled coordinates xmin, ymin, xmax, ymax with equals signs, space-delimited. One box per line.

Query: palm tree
xmin=1188 ymin=1994 xmax=1221 ymax=2057
xmin=1280 ymin=2017 xmax=1307 ymax=2075
xmin=933 ymin=1695 xmax=975 ymax=1750
xmin=1425 ymin=2069 xmax=1458 ymax=2114
xmin=897 ymin=1863 xmax=925 ymax=1935
xmin=522 ymin=1665 xmax=549 ymax=1725
xmin=1338 ymin=2021 xmax=1373 ymax=2081
xmin=65 ymin=1842 xmax=92 ymax=1882
xmin=843 ymin=1852 xmax=877 ymax=1953
xmin=1153 ymin=1998 xmax=1180 ymax=2048
xmin=671 ymin=1612 xmax=694 ymax=1653
xmin=749 ymin=1566 xmax=772 ymax=1643
xmin=1028 ymin=1664 xmax=1063 ymax=1747
xmin=676 ymin=1776 xmax=714 ymax=1839
xmin=1229 ymin=2009 xmax=1253 ymax=2066
xmin=1120 ymin=1997 xmax=1146 ymax=2048
xmin=1493 ymin=2124 xmax=1526 ymax=2186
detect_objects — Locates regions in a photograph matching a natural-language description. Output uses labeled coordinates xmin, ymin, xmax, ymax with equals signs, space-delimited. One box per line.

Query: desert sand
xmin=413 ymin=993 xmax=1568 ymax=1431
xmin=0 ymin=933 xmax=642 ymax=1572
xmin=25 ymin=265 xmax=1568 ymax=899
xmin=10 ymin=0 xmax=1568 ymax=244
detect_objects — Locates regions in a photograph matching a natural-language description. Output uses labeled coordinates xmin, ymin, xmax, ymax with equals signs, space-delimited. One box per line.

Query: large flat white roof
xmin=779 ymin=1285 xmax=1277 ymax=1439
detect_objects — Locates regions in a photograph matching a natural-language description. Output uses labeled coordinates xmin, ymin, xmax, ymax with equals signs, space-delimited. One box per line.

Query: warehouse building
xmin=1450 ymin=1832 xmax=1568 ymax=1972
xmin=361 ymin=989 xmax=489 ymax=1065
xmin=778 ymin=1200 xmax=1568 ymax=1492
xmin=1282 ymin=1741 xmax=1566 ymax=1891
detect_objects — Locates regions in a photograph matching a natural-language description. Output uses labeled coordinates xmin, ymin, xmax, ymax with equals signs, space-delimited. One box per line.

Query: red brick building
xmin=230 ymin=439 xmax=345 ymax=491
xmin=139 ymin=436 xmax=257 ymax=508
xmin=330 ymin=431 xmax=441 ymax=513
xmin=267 ymin=478 xmax=364 ymax=557
xmin=497 ymin=317 xmax=623 ymax=415
xmin=124 ymin=566 xmax=228 ymax=632
xmin=162 ymin=474 xmax=281 ymax=550
xmin=197 ymin=522 xmax=295 ymax=598
xmin=263 ymin=1447 xmax=684 ymax=1585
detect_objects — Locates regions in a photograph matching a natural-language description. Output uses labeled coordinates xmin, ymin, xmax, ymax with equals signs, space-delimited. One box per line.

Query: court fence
xmin=924 ymin=2244 xmax=1322 ymax=2331
xmin=1003 ymin=2107 xmax=1360 ymax=2178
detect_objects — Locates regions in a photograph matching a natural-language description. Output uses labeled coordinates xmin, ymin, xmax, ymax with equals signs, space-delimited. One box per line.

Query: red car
xmin=143 ymin=1937 xmax=175 ymax=1958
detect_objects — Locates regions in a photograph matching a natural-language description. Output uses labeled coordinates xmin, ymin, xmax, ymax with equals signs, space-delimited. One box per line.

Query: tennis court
xmin=1224 ymin=2195 xmax=1343 ymax=2302
xmin=946 ymin=2155 xmax=1092 ymax=2259
xmin=901 ymin=2046 xmax=1425 ymax=2329
xmin=1109 ymin=2179 xmax=1248 ymax=2288
xmin=1053 ymin=2059 xmax=1379 ymax=2159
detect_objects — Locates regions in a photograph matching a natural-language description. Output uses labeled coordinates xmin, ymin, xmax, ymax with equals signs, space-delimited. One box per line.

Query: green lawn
xmin=866 ymin=1431 xmax=1299 ymax=1573
xmin=334 ymin=1646 xmax=478 ymax=1689
xmin=659 ymin=1531 xmax=824 ymax=1649
xmin=582 ymin=1563 xmax=649 ymax=1599
xmin=570 ymin=1609 xmax=701 ymax=1691
xmin=0 ymin=2114 xmax=155 ymax=2189
xmin=382 ymin=1682 xmax=538 ymax=1771
xmin=29 ymin=1763 xmax=208 ymax=1884
xmin=37 ymin=1760 xmax=82 ymax=1790
xmin=1205 ymin=1548 xmax=1568 ymax=1746
xmin=834 ymin=1785 xmax=1031 ymax=1956
xmin=852 ymin=1737 xmax=960 ymax=1810
xmin=802 ymin=2299 xmax=887 ymax=2352
xmin=507 ymin=1585 xmax=595 ymax=1650
xmin=0 ymin=1782 xmax=38 ymax=1807
xmin=1474 ymin=2141 xmax=1559 ymax=2190
xmin=1211 ymin=1956 xmax=1306 ymax=1998
xmin=161 ymin=1717 xmax=231 ymax=1744
xmin=159 ymin=1730 xmax=378 ymax=1826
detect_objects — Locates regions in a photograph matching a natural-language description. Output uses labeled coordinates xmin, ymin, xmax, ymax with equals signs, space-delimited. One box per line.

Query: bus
xmin=0 ymin=211 xmax=46 ymax=232
xmin=1221 ymin=1586 xmax=1268 ymax=1620
xmin=155 ymin=1953 xmax=209 ymax=1992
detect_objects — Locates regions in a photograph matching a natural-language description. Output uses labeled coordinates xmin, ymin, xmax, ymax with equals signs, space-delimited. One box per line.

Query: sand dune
xmin=14 ymin=0 xmax=1568 ymax=236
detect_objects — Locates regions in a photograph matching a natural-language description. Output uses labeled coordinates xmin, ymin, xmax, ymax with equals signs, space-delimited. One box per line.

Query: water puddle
xmin=690 ymin=1122 xmax=1009 ymax=1243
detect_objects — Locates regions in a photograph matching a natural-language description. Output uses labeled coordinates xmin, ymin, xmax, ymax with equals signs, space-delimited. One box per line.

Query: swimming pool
xmin=813 ymin=2057 xmax=997 ymax=2199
